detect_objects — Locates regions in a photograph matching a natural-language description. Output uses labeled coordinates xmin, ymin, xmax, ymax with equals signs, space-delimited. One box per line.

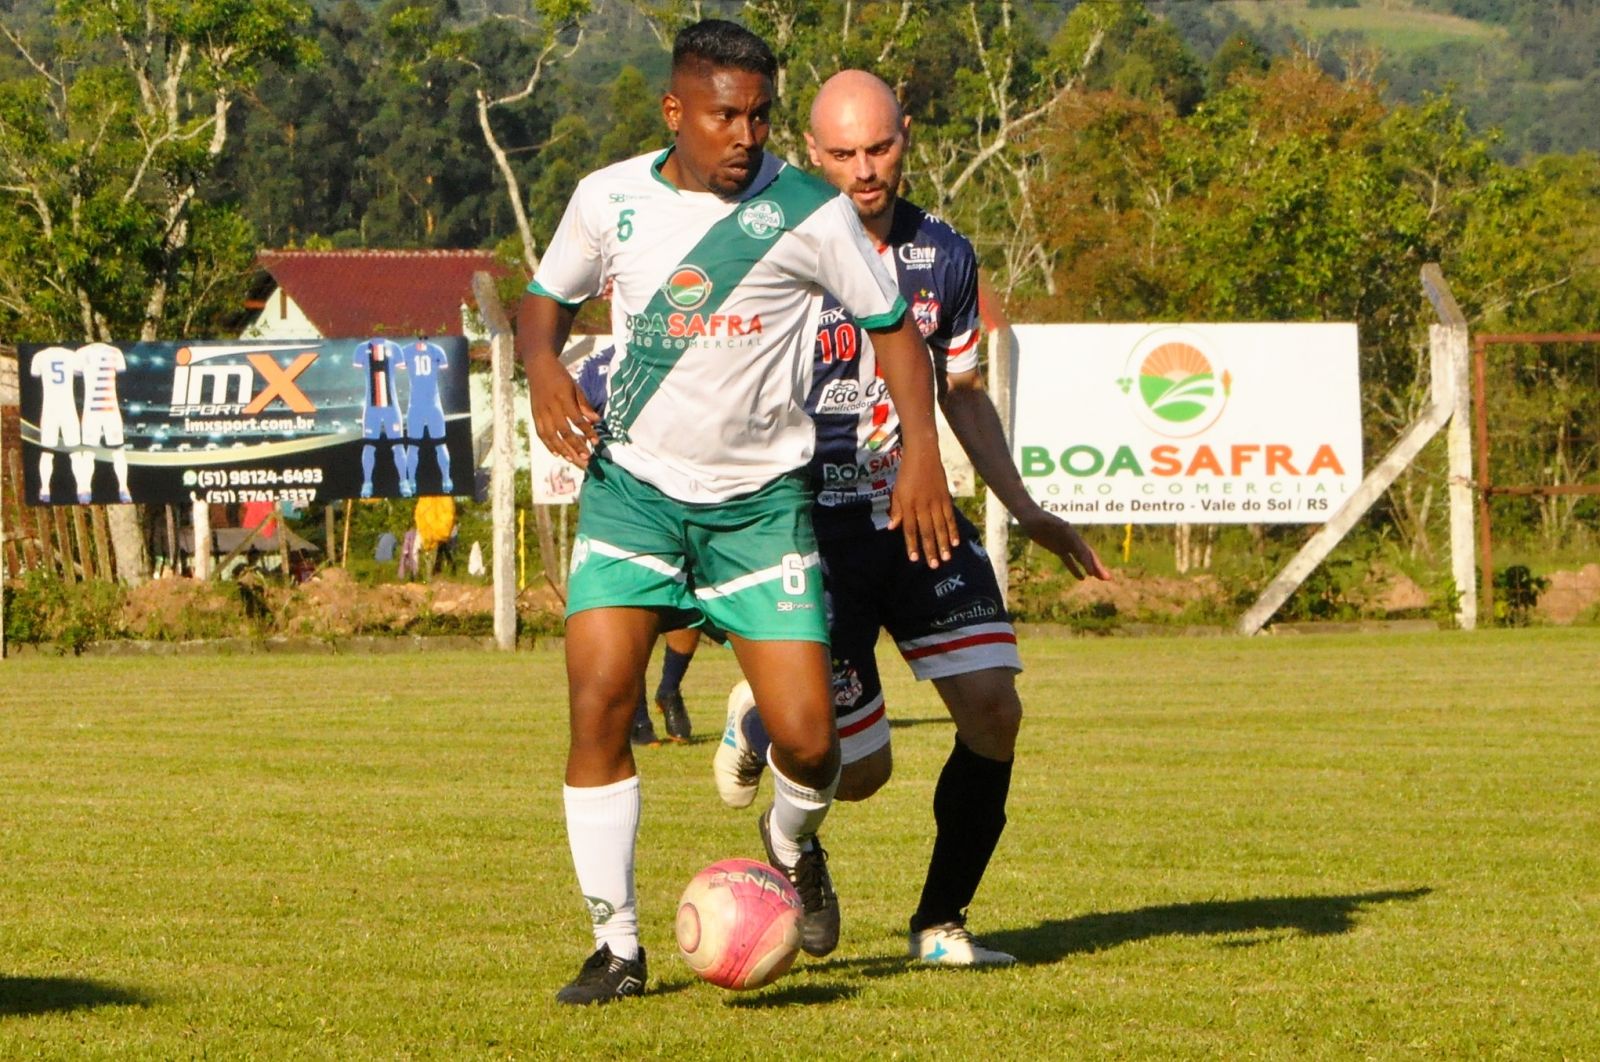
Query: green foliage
xmin=1492 ymin=563 xmax=1548 ymax=626
xmin=3 ymin=571 xmax=127 ymax=654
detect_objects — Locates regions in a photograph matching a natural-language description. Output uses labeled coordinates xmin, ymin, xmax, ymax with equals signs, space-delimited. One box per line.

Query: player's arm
xmin=867 ymin=313 xmax=960 ymax=568
xmin=941 ymin=366 xmax=1110 ymax=581
xmin=518 ymin=293 xmax=600 ymax=468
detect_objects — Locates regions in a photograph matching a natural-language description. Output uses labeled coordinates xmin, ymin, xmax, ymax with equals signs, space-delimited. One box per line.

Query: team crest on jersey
xmin=911 ymin=290 xmax=941 ymax=337
xmin=663 ymin=265 xmax=712 ymax=310
xmin=737 ymin=200 xmax=785 ymax=240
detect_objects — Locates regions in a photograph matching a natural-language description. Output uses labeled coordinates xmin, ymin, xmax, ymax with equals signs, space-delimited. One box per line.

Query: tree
xmin=0 ymin=0 xmax=314 ymax=583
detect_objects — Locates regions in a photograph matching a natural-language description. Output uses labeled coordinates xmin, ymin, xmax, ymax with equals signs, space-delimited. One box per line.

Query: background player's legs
xmin=389 ymin=436 xmax=409 ymax=496
xmin=654 ymin=627 xmax=698 ymax=742
xmin=563 ymin=606 xmax=661 ymax=965
xmin=360 ymin=443 xmax=377 ymax=496
xmin=911 ymin=668 xmax=1021 ymax=932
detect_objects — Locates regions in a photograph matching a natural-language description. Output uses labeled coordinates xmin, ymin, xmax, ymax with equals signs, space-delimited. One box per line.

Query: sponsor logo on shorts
xmin=969 ymin=540 xmax=989 ymax=560
xmin=569 ymin=536 xmax=591 ymax=573
xmin=738 ymin=200 xmax=785 ymax=240
xmin=937 ymin=599 xmax=999 ymax=628
xmin=899 ymin=244 xmax=937 ymax=269
xmin=821 ymin=449 xmax=901 ymax=485
xmin=933 ymin=573 xmax=966 ymax=597
xmin=775 ymin=600 xmax=816 ymax=612
xmin=831 ymin=663 xmax=863 ymax=707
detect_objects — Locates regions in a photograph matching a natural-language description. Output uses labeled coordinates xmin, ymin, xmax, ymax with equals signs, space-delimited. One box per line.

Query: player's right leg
xmin=554 ymin=459 xmax=702 ymax=1005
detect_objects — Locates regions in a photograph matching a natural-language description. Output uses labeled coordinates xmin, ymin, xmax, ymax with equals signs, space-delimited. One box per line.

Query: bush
xmin=3 ymin=571 xmax=127 ymax=653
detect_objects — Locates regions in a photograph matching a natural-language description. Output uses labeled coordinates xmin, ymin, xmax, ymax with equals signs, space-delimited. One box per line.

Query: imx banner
xmin=1010 ymin=323 xmax=1363 ymax=524
xmin=18 ymin=338 xmax=472 ymax=506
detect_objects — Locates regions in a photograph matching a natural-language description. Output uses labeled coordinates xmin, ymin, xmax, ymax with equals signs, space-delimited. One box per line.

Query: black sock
xmin=911 ymin=737 xmax=1013 ymax=932
xmin=655 ymin=647 xmax=693 ymax=700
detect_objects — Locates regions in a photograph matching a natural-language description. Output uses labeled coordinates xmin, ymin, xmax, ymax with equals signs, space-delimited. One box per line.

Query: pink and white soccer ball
xmin=675 ymin=858 xmax=802 ymax=990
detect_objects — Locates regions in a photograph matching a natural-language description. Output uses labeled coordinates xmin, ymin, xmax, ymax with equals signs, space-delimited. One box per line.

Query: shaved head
xmin=809 ymin=69 xmax=903 ymax=134
xmin=806 ymin=70 xmax=910 ymax=238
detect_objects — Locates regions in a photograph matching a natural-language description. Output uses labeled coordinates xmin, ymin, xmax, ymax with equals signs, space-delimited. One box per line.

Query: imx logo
xmin=169 ymin=343 xmax=318 ymax=414
xmin=663 ymin=266 xmax=712 ymax=310
xmin=1116 ymin=327 xmax=1231 ymax=439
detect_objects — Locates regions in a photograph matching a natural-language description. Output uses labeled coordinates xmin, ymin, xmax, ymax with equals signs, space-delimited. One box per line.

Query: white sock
xmin=766 ymin=751 xmax=838 ymax=867
xmin=564 ymin=776 xmax=641 ymax=960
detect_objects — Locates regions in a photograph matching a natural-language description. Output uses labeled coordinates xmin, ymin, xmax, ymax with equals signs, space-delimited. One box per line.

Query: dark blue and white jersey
xmin=807 ymin=199 xmax=981 ymax=540
xmin=577 ymin=347 xmax=615 ymax=414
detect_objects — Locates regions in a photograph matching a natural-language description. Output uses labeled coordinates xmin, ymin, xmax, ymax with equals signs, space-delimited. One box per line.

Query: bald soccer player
xmin=714 ymin=70 xmax=1110 ymax=966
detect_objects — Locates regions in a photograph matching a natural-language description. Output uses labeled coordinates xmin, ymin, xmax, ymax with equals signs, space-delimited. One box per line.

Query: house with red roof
xmin=243 ymin=249 xmax=512 ymax=341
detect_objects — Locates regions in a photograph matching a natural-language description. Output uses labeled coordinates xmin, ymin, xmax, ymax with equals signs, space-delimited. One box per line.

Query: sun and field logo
xmin=737 ymin=200 xmax=785 ymax=240
xmin=1116 ymin=328 xmax=1232 ymax=438
xmin=662 ymin=265 xmax=712 ymax=311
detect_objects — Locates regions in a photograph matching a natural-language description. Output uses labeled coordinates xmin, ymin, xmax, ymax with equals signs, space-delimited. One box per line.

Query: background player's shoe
xmin=118 ymin=490 xmax=132 ymax=503
xmin=38 ymin=491 xmax=50 ymax=503
xmin=554 ymin=944 xmax=647 ymax=1005
xmin=759 ymin=809 xmax=839 ymax=957
xmin=657 ymin=690 xmax=692 ymax=743
xmin=399 ymin=478 xmax=416 ymax=498
xmin=77 ymin=492 xmax=92 ymax=504
xmin=360 ymin=482 xmax=373 ymax=499
xmin=630 ymin=713 xmax=659 ymax=747
xmin=440 ymin=477 xmax=453 ymax=494
xmin=713 ymin=680 xmax=766 ymax=807
xmin=909 ymin=920 xmax=1016 ymax=967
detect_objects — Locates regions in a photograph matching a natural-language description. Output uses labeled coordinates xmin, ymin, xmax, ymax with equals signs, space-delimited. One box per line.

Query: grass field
xmin=1216 ymin=0 xmax=1505 ymax=55
xmin=3 ymin=630 xmax=1598 ymax=1058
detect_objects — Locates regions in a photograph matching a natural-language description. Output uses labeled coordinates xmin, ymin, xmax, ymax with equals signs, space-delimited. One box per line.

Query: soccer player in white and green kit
xmin=519 ymin=19 xmax=960 ymax=1005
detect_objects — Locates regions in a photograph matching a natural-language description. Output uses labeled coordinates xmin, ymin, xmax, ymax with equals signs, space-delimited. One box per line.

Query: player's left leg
xmin=690 ymin=474 xmax=840 ymax=956
xmin=908 ymin=667 xmax=1021 ymax=967
xmin=886 ymin=519 xmax=1022 ymax=967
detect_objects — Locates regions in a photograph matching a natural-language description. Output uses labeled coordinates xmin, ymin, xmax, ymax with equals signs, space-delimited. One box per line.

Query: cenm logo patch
xmin=663 ymin=266 xmax=712 ymax=310
xmin=737 ymin=200 xmax=785 ymax=240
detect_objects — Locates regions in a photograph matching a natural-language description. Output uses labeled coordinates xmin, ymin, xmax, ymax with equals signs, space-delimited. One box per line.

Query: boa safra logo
xmin=663 ymin=266 xmax=712 ymax=311
xmin=1117 ymin=328 xmax=1231 ymax=438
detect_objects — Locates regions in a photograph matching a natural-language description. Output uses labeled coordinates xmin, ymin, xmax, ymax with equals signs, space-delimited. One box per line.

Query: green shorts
xmin=565 ymin=457 xmax=827 ymax=643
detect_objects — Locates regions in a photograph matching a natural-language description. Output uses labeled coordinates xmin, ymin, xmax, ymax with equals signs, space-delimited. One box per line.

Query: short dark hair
xmin=672 ymin=19 xmax=777 ymax=82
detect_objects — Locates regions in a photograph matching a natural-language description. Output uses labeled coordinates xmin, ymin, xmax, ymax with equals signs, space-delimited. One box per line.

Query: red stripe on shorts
xmin=902 ymin=630 xmax=1017 ymax=661
xmin=838 ymin=702 xmax=886 ymax=738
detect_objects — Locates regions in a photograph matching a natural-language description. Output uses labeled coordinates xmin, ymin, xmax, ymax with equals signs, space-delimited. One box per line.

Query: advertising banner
xmin=1011 ymin=324 xmax=1362 ymax=524
xmin=18 ymin=337 xmax=472 ymax=506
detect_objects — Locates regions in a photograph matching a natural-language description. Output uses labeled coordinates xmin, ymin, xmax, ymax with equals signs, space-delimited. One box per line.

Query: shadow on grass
xmin=726 ymin=981 xmax=860 ymax=1007
xmin=887 ymin=717 xmax=951 ymax=730
xmin=0 ymin=976 xmax=150 ymax=1018
xmin=989 ymin=888 xmax=1433 ymax=966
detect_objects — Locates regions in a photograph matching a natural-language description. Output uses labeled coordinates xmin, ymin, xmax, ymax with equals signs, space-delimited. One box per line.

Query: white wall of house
xmin=241 ymin=288 xmax=322 ymax=340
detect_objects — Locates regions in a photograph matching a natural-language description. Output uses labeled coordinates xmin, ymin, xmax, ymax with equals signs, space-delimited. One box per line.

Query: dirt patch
xmin=1056 ymin=571 xmax=1227 ymax=617
xmin=121 ymin=577 xmax=249 ymax=639
xmin=1535 ymin=563 xmax=1600 ymax=624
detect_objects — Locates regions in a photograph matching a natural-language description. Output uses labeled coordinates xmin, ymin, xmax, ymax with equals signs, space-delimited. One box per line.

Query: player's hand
xmin=528 ymin=354 xmax=600 ymax=468
xmin=886 ymin=448 xmax=959 ymax=568
xmin=1021 ymin=512 xmax=1111 ymax=581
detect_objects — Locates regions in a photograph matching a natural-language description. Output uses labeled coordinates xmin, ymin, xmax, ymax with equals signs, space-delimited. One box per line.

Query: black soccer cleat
xmin=759 ymin=809 xmax=840 ymax=957
xmin=554 ymin=944 xmax=647 ymax=1005
xmin=657 ymin=690 xmax=693 ymax=743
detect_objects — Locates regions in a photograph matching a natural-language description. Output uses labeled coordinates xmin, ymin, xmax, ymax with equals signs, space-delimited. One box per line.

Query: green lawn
xmin=3 ymin=630 xmax=1598 ymax=1058
xmin=1216 ymin=0 xmax=1505 ymax=55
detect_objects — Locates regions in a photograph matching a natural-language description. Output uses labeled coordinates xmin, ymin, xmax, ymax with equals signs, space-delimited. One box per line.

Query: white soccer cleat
xmin=713 ymin=680 xmax=767 ymax=809
xmin=909 ymin=922 xmax=1017 ymax=967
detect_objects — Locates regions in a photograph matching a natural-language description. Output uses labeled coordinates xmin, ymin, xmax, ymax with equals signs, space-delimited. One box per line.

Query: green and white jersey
xmin=530 ymin=148 xmax=907 ymax=503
